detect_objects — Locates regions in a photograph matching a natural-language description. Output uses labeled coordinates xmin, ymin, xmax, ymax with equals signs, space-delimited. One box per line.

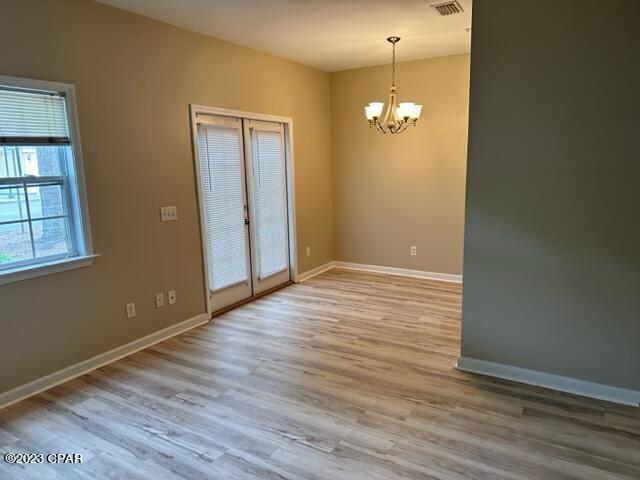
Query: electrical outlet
xmin=168 ymin=290 xmax=176 ymax=305
xmin=155 ymin=292 xmax=165 ymax=308
xmin=125 ymin=302 xmax=136 ymax=319
xmin=410 ymin=246 xmax=417 ymax=256
xmin=306 ymin=246 xmax=311 ymax=257
xmin=160 ymin=206 xmax=178 ymax=222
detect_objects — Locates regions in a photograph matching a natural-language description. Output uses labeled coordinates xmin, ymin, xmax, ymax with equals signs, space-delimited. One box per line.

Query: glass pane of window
xmin=0 ymin=145 xmax=70 ymax=178
xmin=32 ymin=217 xmax=71 ymax=259
xmin=0 ymin=222 xmax=33 ymax=265
xmin=0 ymin=185 xmax=28 ymax=223
xmin=27 ymin=183 xmax=65 ymax=219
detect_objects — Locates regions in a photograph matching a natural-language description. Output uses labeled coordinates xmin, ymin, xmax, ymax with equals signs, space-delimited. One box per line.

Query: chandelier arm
xmin=393 ymin=120 xmax=409 ymax=135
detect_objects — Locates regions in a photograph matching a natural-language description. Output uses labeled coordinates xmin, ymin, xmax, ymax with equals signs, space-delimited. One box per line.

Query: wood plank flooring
xmin=1 ymin=268 xmax=639 ymax=479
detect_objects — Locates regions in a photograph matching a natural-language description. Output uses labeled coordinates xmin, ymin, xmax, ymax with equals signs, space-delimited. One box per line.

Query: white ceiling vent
xmin=431 ymin=1 xmax=464 ymax=16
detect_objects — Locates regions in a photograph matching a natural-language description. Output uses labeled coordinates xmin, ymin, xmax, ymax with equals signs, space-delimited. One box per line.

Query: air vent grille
xmin=431 ymin=1 xmax=464 ymax=16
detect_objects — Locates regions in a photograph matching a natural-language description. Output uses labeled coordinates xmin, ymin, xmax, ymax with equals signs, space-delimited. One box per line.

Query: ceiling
xmin=96 ymin=0 xmax=472 ymax=72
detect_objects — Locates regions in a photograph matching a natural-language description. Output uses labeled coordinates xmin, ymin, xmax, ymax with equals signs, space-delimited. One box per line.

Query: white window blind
xmin=0 ymin=89 xmax=69 ymax=143
xmin=198 ymin=122 xmax=249 ymax=291
xmin=249 ymin=126 xmax=289 ymax=280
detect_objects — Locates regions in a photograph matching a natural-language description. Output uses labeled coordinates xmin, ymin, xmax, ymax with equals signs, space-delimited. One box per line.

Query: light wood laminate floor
xmin=1 ymin=269 xmax=639 ymax=479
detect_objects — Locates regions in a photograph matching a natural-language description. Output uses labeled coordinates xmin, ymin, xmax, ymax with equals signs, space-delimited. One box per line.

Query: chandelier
xmin=364 ymin=37 xmax=422 ymax=134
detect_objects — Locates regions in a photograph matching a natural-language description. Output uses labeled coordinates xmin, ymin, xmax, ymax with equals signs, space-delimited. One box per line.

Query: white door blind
xmin=198 ymin=123 xmax=249 ymax=291
xmin=249 ymin=127 xmax=289 ymax=279
xmin=0 ymin=89 xmax=69 ymax=142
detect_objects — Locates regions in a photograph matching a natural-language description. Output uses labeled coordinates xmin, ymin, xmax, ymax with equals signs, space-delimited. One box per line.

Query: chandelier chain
xmin=392 ymin=41 xmax=396 ymax=87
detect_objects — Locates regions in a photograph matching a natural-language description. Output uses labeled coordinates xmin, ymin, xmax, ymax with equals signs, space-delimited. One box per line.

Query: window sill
xmin=0 ymin=254 xmax=99 ymax=286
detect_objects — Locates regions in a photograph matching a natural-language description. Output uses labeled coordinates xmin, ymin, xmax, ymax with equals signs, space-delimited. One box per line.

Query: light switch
xmin=160 ymin=206 xmax=178 ymax=222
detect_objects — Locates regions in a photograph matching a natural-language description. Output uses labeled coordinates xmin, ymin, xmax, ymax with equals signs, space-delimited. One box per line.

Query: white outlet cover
xmin=126 ymin=302 xmax=136 ymax=319
xmin=155 ymin=292 xmax=165 ymax=308
xmin=168 ymin=290 xmax=176 ymax=305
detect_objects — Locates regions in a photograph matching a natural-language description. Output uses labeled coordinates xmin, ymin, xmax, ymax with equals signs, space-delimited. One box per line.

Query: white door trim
xmin=189 ymin=105 xmax=299 ymax=316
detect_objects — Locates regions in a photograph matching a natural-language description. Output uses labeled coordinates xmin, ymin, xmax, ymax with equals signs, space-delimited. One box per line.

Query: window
xmin=0 ymin=76 xmax=94 ymax=284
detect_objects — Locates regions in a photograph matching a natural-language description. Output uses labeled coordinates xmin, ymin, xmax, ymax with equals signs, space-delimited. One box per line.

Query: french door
xmin=194 ymin=113 xmax=291 ymax=312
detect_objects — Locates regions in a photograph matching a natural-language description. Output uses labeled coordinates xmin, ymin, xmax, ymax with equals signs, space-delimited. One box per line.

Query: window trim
xmin=0 ymin=254 xmax=99 ymax=286
xmin=0 ymin=75 xmax=95 ymax=285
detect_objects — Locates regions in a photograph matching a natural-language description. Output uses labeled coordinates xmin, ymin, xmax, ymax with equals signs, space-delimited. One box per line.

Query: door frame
xmin=189 ymin=104 xmax=299 ymax=317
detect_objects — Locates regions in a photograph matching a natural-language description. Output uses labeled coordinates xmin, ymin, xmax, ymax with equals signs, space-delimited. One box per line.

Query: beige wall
xmin=0 ymin=0 xmax=333 ymax=392
xmin=331 ymin=54 xmax=469 ymax=274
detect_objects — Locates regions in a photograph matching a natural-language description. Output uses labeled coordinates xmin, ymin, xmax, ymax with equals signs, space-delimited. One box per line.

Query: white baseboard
xmin=333 ymin=261 xmax=462 ymax=284
xmin=296 ymin=261 xmax=335 ymax=282
xmin=456 ymin=356 xmax=640 ymax=407
xmin=0 ymin=313 xmax=210 ymax=410
xmin=296 ymin=261 xmax=462 ymax=284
